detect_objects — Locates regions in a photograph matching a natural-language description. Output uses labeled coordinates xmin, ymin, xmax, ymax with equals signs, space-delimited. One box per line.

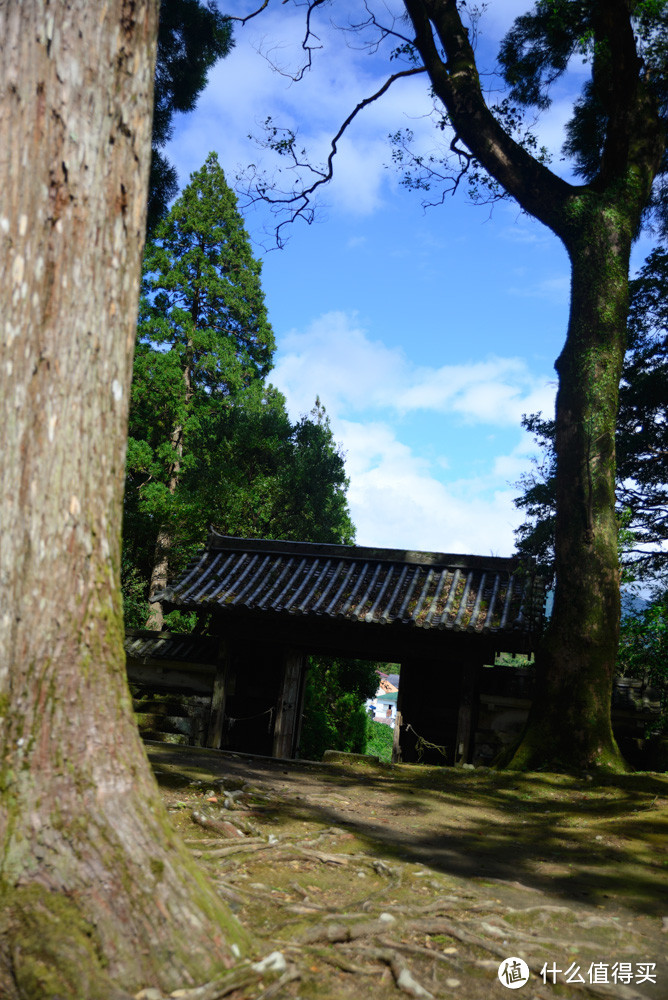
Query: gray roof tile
xmin=156 ymin=533 xmax=546 ymax=639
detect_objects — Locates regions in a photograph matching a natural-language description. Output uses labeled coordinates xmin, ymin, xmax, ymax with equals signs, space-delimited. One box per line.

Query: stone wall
xmin=473 ymin=666 xmax=666 ymax=770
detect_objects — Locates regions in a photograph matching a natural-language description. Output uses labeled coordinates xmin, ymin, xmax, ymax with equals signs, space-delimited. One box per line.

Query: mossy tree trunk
xmin=508 ymin=205 xmax=632 ymax=770
xmin=402 ymin=0 xmax=666 ymax=770
xmin=0 ymin=3 xmax=249 ymax=997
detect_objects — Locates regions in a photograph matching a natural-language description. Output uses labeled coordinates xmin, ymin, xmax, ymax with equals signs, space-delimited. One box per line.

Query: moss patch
xmin=0 ymin=883 xmax=116 ymax=1000
xmin=149 ymin=744 xmax=668 ymax=999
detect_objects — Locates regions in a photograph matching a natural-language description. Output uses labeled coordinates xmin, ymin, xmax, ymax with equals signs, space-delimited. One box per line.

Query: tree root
xmin=253 ymin=968 xmax=300 ymax=1000
xmin=164 ymin=964 xmax=258 ymax=1000
xmin=306 ymin=948 xmax=384 ymax=975
xmin=350 ymin=947 xmax=435 ymax=999
xmin=375 ymin=938 xmax=461 ymax=969
xmin=190 ymin=838 xmax=266 ymax=857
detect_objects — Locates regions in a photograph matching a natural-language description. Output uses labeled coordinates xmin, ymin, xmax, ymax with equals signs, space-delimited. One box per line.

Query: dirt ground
xmin=144 ymin=743 xmax=668 ymax=1000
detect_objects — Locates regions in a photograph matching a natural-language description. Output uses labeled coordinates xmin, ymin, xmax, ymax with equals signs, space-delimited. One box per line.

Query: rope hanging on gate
xmin=404 ymin=722 xmax=448 ymax=763
xmin=227 ymin=706 xmax=274 ymax=734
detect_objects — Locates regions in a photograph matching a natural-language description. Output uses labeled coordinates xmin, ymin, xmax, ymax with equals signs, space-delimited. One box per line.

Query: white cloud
xmin=492 ymin=428 xmax=547 ymax=481
xmin=270 ymin=311 xmax=556 ymax=556
xmin=273 ymin=312 xmax=403 ymax=418
xmin=273 ymin=310 xmax=555 ymax=425
xmin=337 ymin=419 xmax=522 ymax=554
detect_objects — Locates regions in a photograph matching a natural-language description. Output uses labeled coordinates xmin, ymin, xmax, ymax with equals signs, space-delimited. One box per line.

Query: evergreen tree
xmin=129 ymin=152 xmax=275 ymax=628
xmin=617 ymin=594 xmax=668 ymax=738
xmin=124 ymin=157 xmax=355 ymax=628
xmin=299 ymin=657 xmax=379 ymax=760
xmin=513 ymin=412 xmax=558 ymax=580
xmin=149 ymin=0 xmax=233 ymax=233
xmin=191 ymin=394 xmax=356 ymax=546
xmin=619 ymin=245 xmax=668 ymax=584
xmin=124 ymin=387 xmax=356 ymax=628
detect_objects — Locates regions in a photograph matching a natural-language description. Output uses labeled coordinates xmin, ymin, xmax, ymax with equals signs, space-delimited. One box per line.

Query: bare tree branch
xmin=243 ymin=66 xmax=427 ymax=246
xmin=229 ymin=1 xmax=271 ymax=27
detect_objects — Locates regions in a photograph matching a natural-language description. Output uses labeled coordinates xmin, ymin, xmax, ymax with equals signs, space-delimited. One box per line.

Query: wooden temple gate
xmin=126 ymin=532 xmax=546 ymax=764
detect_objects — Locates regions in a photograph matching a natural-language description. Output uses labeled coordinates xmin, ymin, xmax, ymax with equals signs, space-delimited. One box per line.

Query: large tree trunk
xmin=402 ymin=0 xmax=665 ymax=772
xmin=146 ymin=525 xmax=172 ymax=630
xmin=0 ymin=4 xmax=249 ymax=997
xmin=506 ymin=207 xmax=632 ymax=771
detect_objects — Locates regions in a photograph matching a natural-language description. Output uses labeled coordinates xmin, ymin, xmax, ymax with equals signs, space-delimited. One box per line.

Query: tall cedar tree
xmin=132 ymin=152 xmax=275 ymax=628
xmin=190 ymin=394 xmax=356 ymax=545
xmin=0 ymin=3 xmax=250 ymax=997
xmin=149 ymin=0 xmax=233 ymax=234
xmin=124 ymin=388 xmax=356 ymax=627
xmin=259 ymin=1 xmax=668 ymax=770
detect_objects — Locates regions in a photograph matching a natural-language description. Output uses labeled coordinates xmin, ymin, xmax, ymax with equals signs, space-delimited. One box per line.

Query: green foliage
xmin=125 ymin=153 xmax=274 ymax=603
xmin=121 ymin=555 xmax=151 ymax=630
xmin=299 ymin=658 xmax=379 ymax=761
xmin=192 ymin=393 xmax=355 ymax=545
xmin=618 ymin=595 xmax=668 ymax=682
xmin=617 ymin=593 xmax=668 ymax=734
xmin=514 ymin=245 xmax=668 ymax=588
xmin=123 ymin=154 xmax=355 ymax=625
xmin=498 ymin=0 xmax=668 ymax=229
xmin=499 ymin=3 xmax=598 ymax=112
xmin=365 ymin=719 xmax=394 ymax=763
xmin=494 ymin=652 xmax=535 ymax=668
xmin=141 ymin=151 xmax=275 ymax=396
xmin=512 ymin=412 xmax=557 ymax=580
xmin=618 ymin=246 xmax=668 ymax=584
xmin=148 ymin=1 xmax=234 ymax=233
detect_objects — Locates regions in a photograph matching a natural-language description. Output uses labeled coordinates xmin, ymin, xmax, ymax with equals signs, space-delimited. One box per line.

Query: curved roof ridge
xmin=205 ymin=530 xmax=519 ymax=570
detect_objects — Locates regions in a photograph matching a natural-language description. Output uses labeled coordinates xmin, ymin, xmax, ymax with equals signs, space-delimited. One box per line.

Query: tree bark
xmin=146 ymin=424 xmax=182 ymax=630
xmin=0 ymin=3 xmax=249 ymax=996
xmin=146 ymin=349 xmax=190 ymax=630
xmin=146 ymin=525 xmax=172 ymax=630
xmin=507 ymin=206 xmax=632 ymax=770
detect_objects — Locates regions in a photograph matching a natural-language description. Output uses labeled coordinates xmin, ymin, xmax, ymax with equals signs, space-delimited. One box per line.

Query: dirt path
xmin=144 ymin=743 xmax=668 ymax=1000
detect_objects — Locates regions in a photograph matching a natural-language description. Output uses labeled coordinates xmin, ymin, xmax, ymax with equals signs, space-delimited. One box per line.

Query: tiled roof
xmin=124 ymin=629 xmax=218 ymax=665
xmin=156 ymin=533 xmax=546 ymax=638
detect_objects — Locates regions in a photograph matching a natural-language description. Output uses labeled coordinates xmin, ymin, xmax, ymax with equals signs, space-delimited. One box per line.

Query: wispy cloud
xmin=335 ymin=419 xmax=522 ymax=553
xmin=273 ymin=310 xmax=555 ymax=425
xmin=271 ymin=311 xmax=555 ymax=554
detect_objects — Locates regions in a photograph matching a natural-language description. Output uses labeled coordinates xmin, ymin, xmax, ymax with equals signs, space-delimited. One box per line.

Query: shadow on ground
xmin=146 ymin=742 xmax=668 ymax=921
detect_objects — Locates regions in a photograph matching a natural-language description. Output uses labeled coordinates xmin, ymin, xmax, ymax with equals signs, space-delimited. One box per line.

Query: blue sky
xmin=166 ymin=1 xmax=656 ymax=556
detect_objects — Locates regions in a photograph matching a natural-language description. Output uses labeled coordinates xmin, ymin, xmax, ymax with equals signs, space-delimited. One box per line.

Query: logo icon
xmin=498 ymin=957 xmax=530 ymax=989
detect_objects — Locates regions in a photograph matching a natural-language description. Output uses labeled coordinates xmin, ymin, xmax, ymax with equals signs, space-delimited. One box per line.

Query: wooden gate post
xmin=206 ymin=640 xmax=231 ymax=749
xmin=272 ymin=649 xmax=306 ymax=759
xmin=392 ymin=710 xmax=403 ymax=763
xmin=455 ymin=658 xmax=483 ymax=764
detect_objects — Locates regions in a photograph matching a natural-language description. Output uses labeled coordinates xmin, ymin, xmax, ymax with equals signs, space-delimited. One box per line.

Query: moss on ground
xmin=144 ymin=744 xmax=668 ymax=1000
